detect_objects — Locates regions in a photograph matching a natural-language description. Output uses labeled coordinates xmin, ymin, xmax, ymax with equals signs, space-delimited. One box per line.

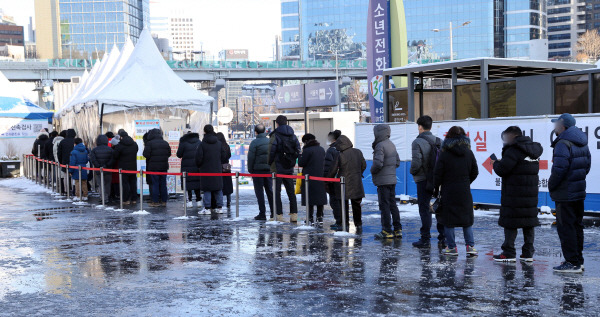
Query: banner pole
xmin=305 ymin=174 xmax=310 ymax=225
xmin=341 ymin=176 xmax=347 ymax=232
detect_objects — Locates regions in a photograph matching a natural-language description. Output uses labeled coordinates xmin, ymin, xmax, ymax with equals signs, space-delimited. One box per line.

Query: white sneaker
xmin=82 ymin=196 xmax=88 ymax=201
xmin=73 ymin=197 xmax=80 ymax=202
xmin=186 ymin=201 xmax=193 ymax=208
xmin=216 ymin=208 xmax=225 ymax=214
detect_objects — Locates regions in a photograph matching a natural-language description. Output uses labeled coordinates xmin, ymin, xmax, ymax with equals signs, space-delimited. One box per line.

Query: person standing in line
xmin=32 ymin=129 xmax=49 ymax=158
xmin=143 ymin=129 xmax=171 ymax=207
xmin=268 ymin=115 xmax=301 ymax=222
xmin=371 ymin=124 xmax=402 ymax=240
xmin=298 ymin=133 xmax=327 ymax=224
xmin=90 ymin=134 xmax=115 ymax=203
xmin=113 ymin=130 xmax=139 ymax=205
xmin=196 ymin=125 xmax=225 ymax=213
xmin=433 ymin=126 xmax=479 ymax=256
xmin=176 ymin=131 xmax=202 ymax=208
xmin=248 ymin=124 xmax=274 ymax=221
xmin=44 ymin=131 xmax=58 ymax=162
xmin=548 ymin=114 xmax=591 ymax=273
xmin=324 ymin=130 xmax=342 ymax=230
xmin=53 ymin=130 xmax=66 ymax=193
xmin=57 ymin=129 xmax=77 ymax=195
xmin=109 ymin=134 xmax=121 ymax=201
xmin=327 ymin=135 xmax=366 ymax=233
xmin=217 ymin=132 xmax=233 ymax=208
xmin=410 ymin=115 xmax=446 ymax=248
xmin=69 ymin=138 xmax=89 ymax=200
xmin=491 ymin=126 xmax=543 ymax=262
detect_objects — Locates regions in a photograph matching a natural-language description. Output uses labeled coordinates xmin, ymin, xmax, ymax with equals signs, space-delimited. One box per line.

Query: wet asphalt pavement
xmin=1 ymin=178 xmax=600 ymax=316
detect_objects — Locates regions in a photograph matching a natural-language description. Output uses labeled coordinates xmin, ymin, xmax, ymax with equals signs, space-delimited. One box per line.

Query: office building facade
xmin=281 ymin=0 xmax=548 ymax=62
xmin=547 ymin=0 xmax=586 ymax=59
xmin=35 ymin=0 xmax=149 ymax=59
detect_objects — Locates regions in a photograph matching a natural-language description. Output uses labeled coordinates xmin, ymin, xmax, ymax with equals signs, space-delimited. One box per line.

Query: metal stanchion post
xmin=182 ymin=172 xmax=187 ymax=217
xmin=271 ymin=172 xmax=277 ymax=220
xmin=100 ymin=167 xmax=105 ymax=206
xmin=235 ymin=172 xmax=240 ymax=218
xmin=305 ymin=174 xmax=310 ymax=225
xmin=37 ymin=145 xmax=40 ymax=184
xmin=66 ymin=165 xmax=71 ymax=200
xmin=341 ymin=176 xmax=347 ymax=232
xmin=78 ymin=166 xmax=83 ymax=201
xmin=45 ymin=160 xmax=49 ymax=188
xmin=119 ymin=169 xmax=124 ymax=210
xmin=139 ymin=170 xmax=144 ymax=212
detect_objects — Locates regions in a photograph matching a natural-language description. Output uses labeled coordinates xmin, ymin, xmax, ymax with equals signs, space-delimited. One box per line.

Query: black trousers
xmin=343 ymin=198 xmax=362 ymax=227
xmin=187 ymin=189 xmax=201 ymax=202
xmin=501 ymin=227 xmax=535 ymax=258
xmin=253 ymin=175 xmax=273 ymax=217
xmin=556 ymin=200 xmax=585 ymax=266
xmin=275 ymin=177 xmax=297 ymax=215
xmin=417 ymin=180 xmax=445 ymax=240
xmin=329 ymin=193 xmax=341 ymax=224
xmin=122 ymin=174 xmax=138 ymax=202
xmin=377 ymin=184 xmax=401 ymax=232
xmin=308 ymin=205 xmax=324 ymax=221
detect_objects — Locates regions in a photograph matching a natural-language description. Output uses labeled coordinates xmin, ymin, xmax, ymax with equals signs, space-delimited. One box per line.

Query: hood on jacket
xmin=96 ymin=135 xmax=109 ymax=146
xmin=203 ymin=133 xmax=218 ymax=144
xmin=118 ymin=135 xmax=135 ymax=146
xmin=147 ymin=129 xmax=163 ymax=141
xmin=329 ymin=140 xmax=338 ymax=148
xmin=513 ymin=136 xmax=543 ymax=160
xmin=335 ymin=135 xmax=353 ymax=152
xmin=53 ymin=136 xmax=64 ymax=144
xmin=38 ymin=133 xmax=49 ymax=141
xmin=554 ymin=126 xmax=588 ymax=147
xmin=372 ymin=124 xmax=391 ymax=148
xmin=74 ymin=143 xmax=87 ymax=152
xmin=275 ymin=125 xmax=295 ymax=137
xmin=180 ymin=132 xmax=200 ymax=144
xmin=66 ymin=129 xmax=76 ymax=139
xmin=110 ymin=135 xmax=120 ymax=146
xmin=303 ymin=139 xmax=320 ymax=149
xmin=442 ymin=135 xmax=471 ymax=156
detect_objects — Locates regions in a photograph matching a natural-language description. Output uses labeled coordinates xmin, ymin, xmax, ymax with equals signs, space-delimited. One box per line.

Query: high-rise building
xmin=35 ymin=0 xmax=150 ymax=59
xmin=404 ymin=0 xmax=547 ymax=61
xmin=281 ymin=0 xmax=548 ymax=62
xmin=547 ymin=0 xmax=586 ymax=59
xmin=280 ymin=0 xmax=367 ymax=61
xmin=149 ymin=1 xmax=198 ymax=61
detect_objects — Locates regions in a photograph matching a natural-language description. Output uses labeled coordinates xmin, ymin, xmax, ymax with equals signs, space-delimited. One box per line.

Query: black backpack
xmin=418 ymin=135 xmax=441 ymax=192
xmin=277 ymin=133 xmax=299 ymax=169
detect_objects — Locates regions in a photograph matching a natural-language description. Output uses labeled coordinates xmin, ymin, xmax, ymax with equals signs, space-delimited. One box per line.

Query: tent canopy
xmin=0 ymin=72 xmax=52 ymax=120
xmin=58 ymin=29 xmax=213 ymax=116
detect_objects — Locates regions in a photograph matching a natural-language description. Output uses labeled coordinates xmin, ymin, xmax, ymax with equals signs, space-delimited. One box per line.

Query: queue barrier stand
xmin=182 ymin=172 xmax=187 ymax=217
xmin=36 ymin=146 xmax=41 ymax=185
xmin=139 ymin=170 xmax=144 ymax=213
xmin=305 ymin=174 xmax=310 ymax=225
xmin=119 ymin=169 xmax=123 ymax=210
xmin=78 ymin=166 xmax=83 ymax=201
xmin=66 ymin=165 xmax=71 ymax=201
xmin=100 ymin=167 xmax=105 ymax=206
xmin=272 ymin=172 xmax=277 ymax=220
xmin=341 ymin=176 xmax=347 ymax=233
xmin=235 ymin=172 xmax=240 ymax=218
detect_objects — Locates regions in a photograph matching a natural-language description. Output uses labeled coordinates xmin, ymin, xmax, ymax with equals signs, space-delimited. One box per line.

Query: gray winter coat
xmin=370 ymin=125 xmax=400 ymax=186
xmin=52 ymin=136 xmax=64 ymax=163
xmin=410 ymin=131 xmax=439 ymax=183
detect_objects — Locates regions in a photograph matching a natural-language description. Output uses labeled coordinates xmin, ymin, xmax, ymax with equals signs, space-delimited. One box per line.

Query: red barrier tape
xmin=122 ymin=170 xmax=140 ymax=174
xmin=144 ymin=171 xmax=183 ymax=176
xmin=309 ymin=176 xmax=341 ymax=183
xmin=187 ymin=173 xmax=236 ymax=177
xmin=276 ymin=174 xmax=304 ymax=180
xmin=239 ymin=173 xmax=272 ymax=178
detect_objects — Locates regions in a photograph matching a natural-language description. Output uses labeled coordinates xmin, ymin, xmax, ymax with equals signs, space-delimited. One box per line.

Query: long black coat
xmin=57 ymin=129 xmax=76 ymax=166
xmin=220 ymin=139 xmax=233 ymax=196
xmin=299 ymin=140 xmax=327 ymax=206
xmin=90 ymin=135 xmax=115 ymax=168
xmin=493 ymin=136 xmax=542 ymax=229
xmin=196 ymin=133 xmax=223 ymax=192
xmin=113 ymin=133 xmax=139 ymax=171
xmin=433 ymin=136 xmax=479 ymax=228
xmin=143 ymin=129 xmax=171 ymax=172
xmin=327 ymin=135 xmax=366 ymax=200
xmin=44 ymin=136 xmax=56 ymax=161
xmin=33 ymin=133 xmax=49 ymax=158
xmin=176 ymin=133 xmax=201 ymax=190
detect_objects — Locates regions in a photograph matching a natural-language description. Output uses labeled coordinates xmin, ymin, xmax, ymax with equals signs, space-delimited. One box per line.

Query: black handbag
xmin=430 ymin=190 xmax=442 ymax=214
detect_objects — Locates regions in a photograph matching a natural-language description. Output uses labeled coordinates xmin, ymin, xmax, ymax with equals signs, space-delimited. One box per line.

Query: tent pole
xmin=99 ymin=102 xmax=104 ymax=134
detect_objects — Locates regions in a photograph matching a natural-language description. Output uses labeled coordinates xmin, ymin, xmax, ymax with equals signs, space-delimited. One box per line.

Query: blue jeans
xmin=203 ymin=190 xmax=223 ymax=209
xmin=150 ymin=174 xmax=168 ymax=203
xmin=417 ymin=180 xmax=445 ymax=240
xmin=445 ymin=225 xmax=474 ymax=249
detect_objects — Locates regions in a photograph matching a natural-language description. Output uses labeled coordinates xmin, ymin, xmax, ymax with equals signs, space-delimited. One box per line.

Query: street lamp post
xmin=432 ymin=21 xmax=471 ymax=61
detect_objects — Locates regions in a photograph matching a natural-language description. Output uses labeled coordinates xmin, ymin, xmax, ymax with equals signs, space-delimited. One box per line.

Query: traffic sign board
xmin=305 ymin=80 xmax=339 ymax=108
xmin=274 ymin=85 xmax=305 ymax=109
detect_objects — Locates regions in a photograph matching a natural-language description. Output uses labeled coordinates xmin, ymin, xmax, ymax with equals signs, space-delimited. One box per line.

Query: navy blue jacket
xmin=90 ymin=135 xmax=115 ymax=169
xmin=69 ymin=143 xmax=89 ymax=180
xmin=549 ymin=126 xmax=592 ymax=202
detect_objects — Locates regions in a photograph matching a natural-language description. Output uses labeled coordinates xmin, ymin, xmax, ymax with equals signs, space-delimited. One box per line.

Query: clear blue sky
xmin=0 ymin=0 xmax=281 ymax=60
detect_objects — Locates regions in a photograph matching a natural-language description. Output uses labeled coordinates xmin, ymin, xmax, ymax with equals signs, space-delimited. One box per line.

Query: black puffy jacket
xmin=44 ymin=136 xmax=56 ymax=161
xmin=57 ymin=129 xmax=76 ymax=165
xmin=90 ymin=135 xmax=115 ymax=168
xmin=268 ymin=125 xmax=301 ymax=174
xmin=113 ymin=132 xmax=139 ymax=171
xmin=32 ymin=133 xmax=49 ymax=157
xmin=493 ymin=136 xmax=542 ymax=229
xmin=323 ymin=141 xmax=339 ymax=177
xmin=177 ymin=132 xmax=201 ymax=190
xmin=433 ymin=136 xmax=479 ymax=228
xmin=548 ymin=126 xmax=592 ymax=202
xmin=326 ymin=136 xmax=366 ymax=200
xmin=196 ymin=133 xmax=223 ymax=192
xmin=299 ymin=140 xmax=327 ymax=206
xmin=143 ymin=129 xmax=171 ymax=172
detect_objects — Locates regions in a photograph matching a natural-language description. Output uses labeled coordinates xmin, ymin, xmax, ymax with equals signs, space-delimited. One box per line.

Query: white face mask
xmin=326 ymin=141 xmax=332 ymax=145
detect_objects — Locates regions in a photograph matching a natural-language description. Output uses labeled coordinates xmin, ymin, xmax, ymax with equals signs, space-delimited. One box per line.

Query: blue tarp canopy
xmin=0 ymin=96 xmax=53 ymax=120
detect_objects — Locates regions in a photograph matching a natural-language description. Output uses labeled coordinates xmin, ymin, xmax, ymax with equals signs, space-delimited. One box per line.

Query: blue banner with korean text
xmin=367 ymin=0 xmax=391 ymax=123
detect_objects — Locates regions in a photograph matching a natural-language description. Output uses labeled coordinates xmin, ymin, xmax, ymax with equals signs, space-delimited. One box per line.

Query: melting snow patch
xmin=0 ymin=177 xmax=54 ymax=194
xmin=72 ymin=202 xmax=87 ymax=206
xmin=94 ymin=205 xmax=106 ymax=209
xmin=104 ymin=207 xmax=115 ymax=211
xmin=399 ymin=194 xmax=411 ymax=200
xmin=266 ymin=221 xmax=285 ymax=226
xmin=333 ymin=231 xmax=355 ymax=237
xmin=224 ymin=217 xmax=245 ymax=222
xmin=174 ymin=216 xmax=197 ymax=220
xmin=294 ymin=225 xmax=316 ymax=230
xmin=362 ymin=213 xmax=381 ymax=219
xmin=132 ymin=210 xmax=150 ymax=215
xmin=114 ymin=209 xmax=127 ymax=212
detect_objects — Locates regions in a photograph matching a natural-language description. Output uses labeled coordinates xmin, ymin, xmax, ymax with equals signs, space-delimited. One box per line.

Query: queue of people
xmin=32 ymin=112 xmax=592 ymax=273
